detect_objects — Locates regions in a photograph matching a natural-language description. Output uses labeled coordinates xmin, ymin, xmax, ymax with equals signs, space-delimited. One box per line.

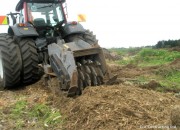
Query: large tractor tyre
xmin=83 ymin=29 xmax=98 ymax=45
xmin=18 ymin=39 xmax=40 ymax=84
xmin=0 ymin=34 xmax=22 ymax=89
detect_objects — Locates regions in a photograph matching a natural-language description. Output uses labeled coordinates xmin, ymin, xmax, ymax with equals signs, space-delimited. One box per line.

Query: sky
xmin=1 ymin=0 xmax=180 ymax=48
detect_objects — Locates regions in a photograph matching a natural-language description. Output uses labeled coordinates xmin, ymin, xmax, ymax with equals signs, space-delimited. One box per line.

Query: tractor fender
xmin=8 ymin=24 xmax=38 ymax=38
xmin=62 ymin=22 xmax=85 ymax=38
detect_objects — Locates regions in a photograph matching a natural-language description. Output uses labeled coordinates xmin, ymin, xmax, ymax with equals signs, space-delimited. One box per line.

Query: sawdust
xmin=48 ymin=61 xmax=179 ymax=130
xmin=0 ymin=59 xmax=179 ymax=130
xmin=108 ymin=64 xmax=145 ymax=79
xmin=46 ymin=78 xmax=179 ymax=130
xmin=171 ymin=105 xmax=180 ymax=128
xmin=0 ymin=77 xmax=179 ymax=130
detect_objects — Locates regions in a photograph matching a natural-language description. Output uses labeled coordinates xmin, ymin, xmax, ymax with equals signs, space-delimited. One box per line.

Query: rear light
xmin=18 ymin=23 xmax=26 ymax=27
xmin=71 ymin=21 xmax=77 ymax=25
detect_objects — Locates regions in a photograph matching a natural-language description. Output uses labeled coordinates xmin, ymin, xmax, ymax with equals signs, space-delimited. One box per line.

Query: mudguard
xmin=62 ymin=22 xmax=85 ymax=38
xmin=8 ymin=24 xmax=38 ymax=38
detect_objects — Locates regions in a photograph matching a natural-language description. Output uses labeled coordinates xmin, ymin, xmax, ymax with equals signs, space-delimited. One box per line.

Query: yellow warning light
xmin=78 ymin=14 xmax=86 ymax=22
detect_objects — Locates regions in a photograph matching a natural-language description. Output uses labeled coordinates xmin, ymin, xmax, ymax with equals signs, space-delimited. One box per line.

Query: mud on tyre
xmin=0 ymin=34 xmax=22 ymax=89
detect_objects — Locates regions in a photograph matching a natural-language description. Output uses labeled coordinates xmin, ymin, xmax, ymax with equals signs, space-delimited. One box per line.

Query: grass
xmin=112 ymin=47 xmax=180 ymax=92
xmin=110 ymin=47 xmax=142 ymax=56
xmin=29 ymin=103 xmax=62 ymax=126
xmin=134 ymin=67 xmax=180 ymax=92
xmin=7 ymin=100 xmax=63 ymax=129
xmin=165 ymin=71 xmax=180 ymax=83
xmin=155 ymin=68 xmax=180 ymax=91
xmin=137 ymin=48 xmax=180 ymax=67
xmin=116 ymin=57 xmax=135 ymax=65
xmin=10 ymin=100 xmax=28 ymax=129
xmin=115 ymin=48 xmax=180 ymax=67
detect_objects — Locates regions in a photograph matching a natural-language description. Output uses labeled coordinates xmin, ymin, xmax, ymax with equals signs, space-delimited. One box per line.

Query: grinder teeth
xmin=76 ymin=58 xmax=104 ymax=94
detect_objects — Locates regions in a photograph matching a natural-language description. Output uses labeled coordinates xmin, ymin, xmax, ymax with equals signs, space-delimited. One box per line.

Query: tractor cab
xmin=16 ymin=0 xmax=66 ymax=23
xmin=14 ymin=0 xmax=67 ymax=38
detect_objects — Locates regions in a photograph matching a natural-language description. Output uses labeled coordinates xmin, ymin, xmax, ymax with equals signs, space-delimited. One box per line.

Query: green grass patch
xmin=8 ymin=100 xmax=62 ymax=129
xmin=137 ymin=48 xmax=180 ymax=67
xmin=115 ymin=57 xmax=136 ymax=65
xmin=29 ymin=104 xmax=62 ymax=126
xmin=10 ymin=100 xmax=27 ymax=117
xmin=9 ymin=100 xmax=28 ymax=129
xmin=110 ymin=47 xmax=142 ymax=56
xmin=111 ymin=47 xmax=180 ymax=92
xmin=165 ymin=71 xmax=180 ymax=83
xmin=136 ymin=76 xmax=150 ymax=83
xmin=135 ymin=68 xmax=180 ymax=92
xmin=154 ymin=68 xmax=180 ymax=90
xmin=115 ymin=48 xmax=180 ymax=67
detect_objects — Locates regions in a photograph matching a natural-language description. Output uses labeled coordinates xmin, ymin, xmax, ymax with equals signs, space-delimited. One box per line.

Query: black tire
xmin=0 ymin=34 xmax=22 ymax=89
xmin=83 ymin=29 xmax=98 ymax=45
xmin=18 ymin=39 xmax=40 ymax=84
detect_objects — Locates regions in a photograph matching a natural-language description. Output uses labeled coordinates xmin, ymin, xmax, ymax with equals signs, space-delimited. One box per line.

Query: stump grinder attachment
xmin=47 ymin=39 xmax=117 ymax=96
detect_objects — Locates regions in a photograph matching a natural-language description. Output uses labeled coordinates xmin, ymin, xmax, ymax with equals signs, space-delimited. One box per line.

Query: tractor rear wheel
xmin=0 ymin=34 xmax=22 ymax=89
xmin=18 ymin=39 xmax=40 ymax=84
xmin=83 ymin=29 xmax=98 ymax=45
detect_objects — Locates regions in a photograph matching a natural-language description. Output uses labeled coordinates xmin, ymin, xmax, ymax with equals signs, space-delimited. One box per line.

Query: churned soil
xmin=0 ymin=61 xmax=179 ymax=130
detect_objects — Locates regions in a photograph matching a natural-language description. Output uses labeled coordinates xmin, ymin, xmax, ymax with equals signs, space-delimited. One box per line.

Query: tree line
xmin=155 ymin=39 xmax=180 ymax=48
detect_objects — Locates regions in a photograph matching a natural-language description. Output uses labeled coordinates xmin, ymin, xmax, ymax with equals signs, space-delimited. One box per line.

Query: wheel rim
xmin=0 ymin=51 xmax=4 ymax=88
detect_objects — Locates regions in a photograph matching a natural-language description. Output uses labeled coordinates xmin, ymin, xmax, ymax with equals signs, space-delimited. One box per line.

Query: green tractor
xmin=0 ymin=0 xmax=116 ymax=96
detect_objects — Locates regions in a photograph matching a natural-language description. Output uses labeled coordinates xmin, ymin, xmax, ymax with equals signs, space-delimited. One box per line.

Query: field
xmin=0 ymin=47 xmax=180 ymax=130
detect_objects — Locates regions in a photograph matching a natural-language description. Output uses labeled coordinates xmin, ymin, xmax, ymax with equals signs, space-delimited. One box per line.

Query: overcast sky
xmin=1 ymin=0 xmax=180 ymax=48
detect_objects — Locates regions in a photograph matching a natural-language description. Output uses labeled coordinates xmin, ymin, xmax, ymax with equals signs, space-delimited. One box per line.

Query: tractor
xmin=0 ymin=0 xmax=117 ymax=96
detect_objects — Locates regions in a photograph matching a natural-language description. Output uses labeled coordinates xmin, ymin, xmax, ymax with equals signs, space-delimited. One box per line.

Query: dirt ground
xmin=0 ymin=61 xmax=180 ymax=130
